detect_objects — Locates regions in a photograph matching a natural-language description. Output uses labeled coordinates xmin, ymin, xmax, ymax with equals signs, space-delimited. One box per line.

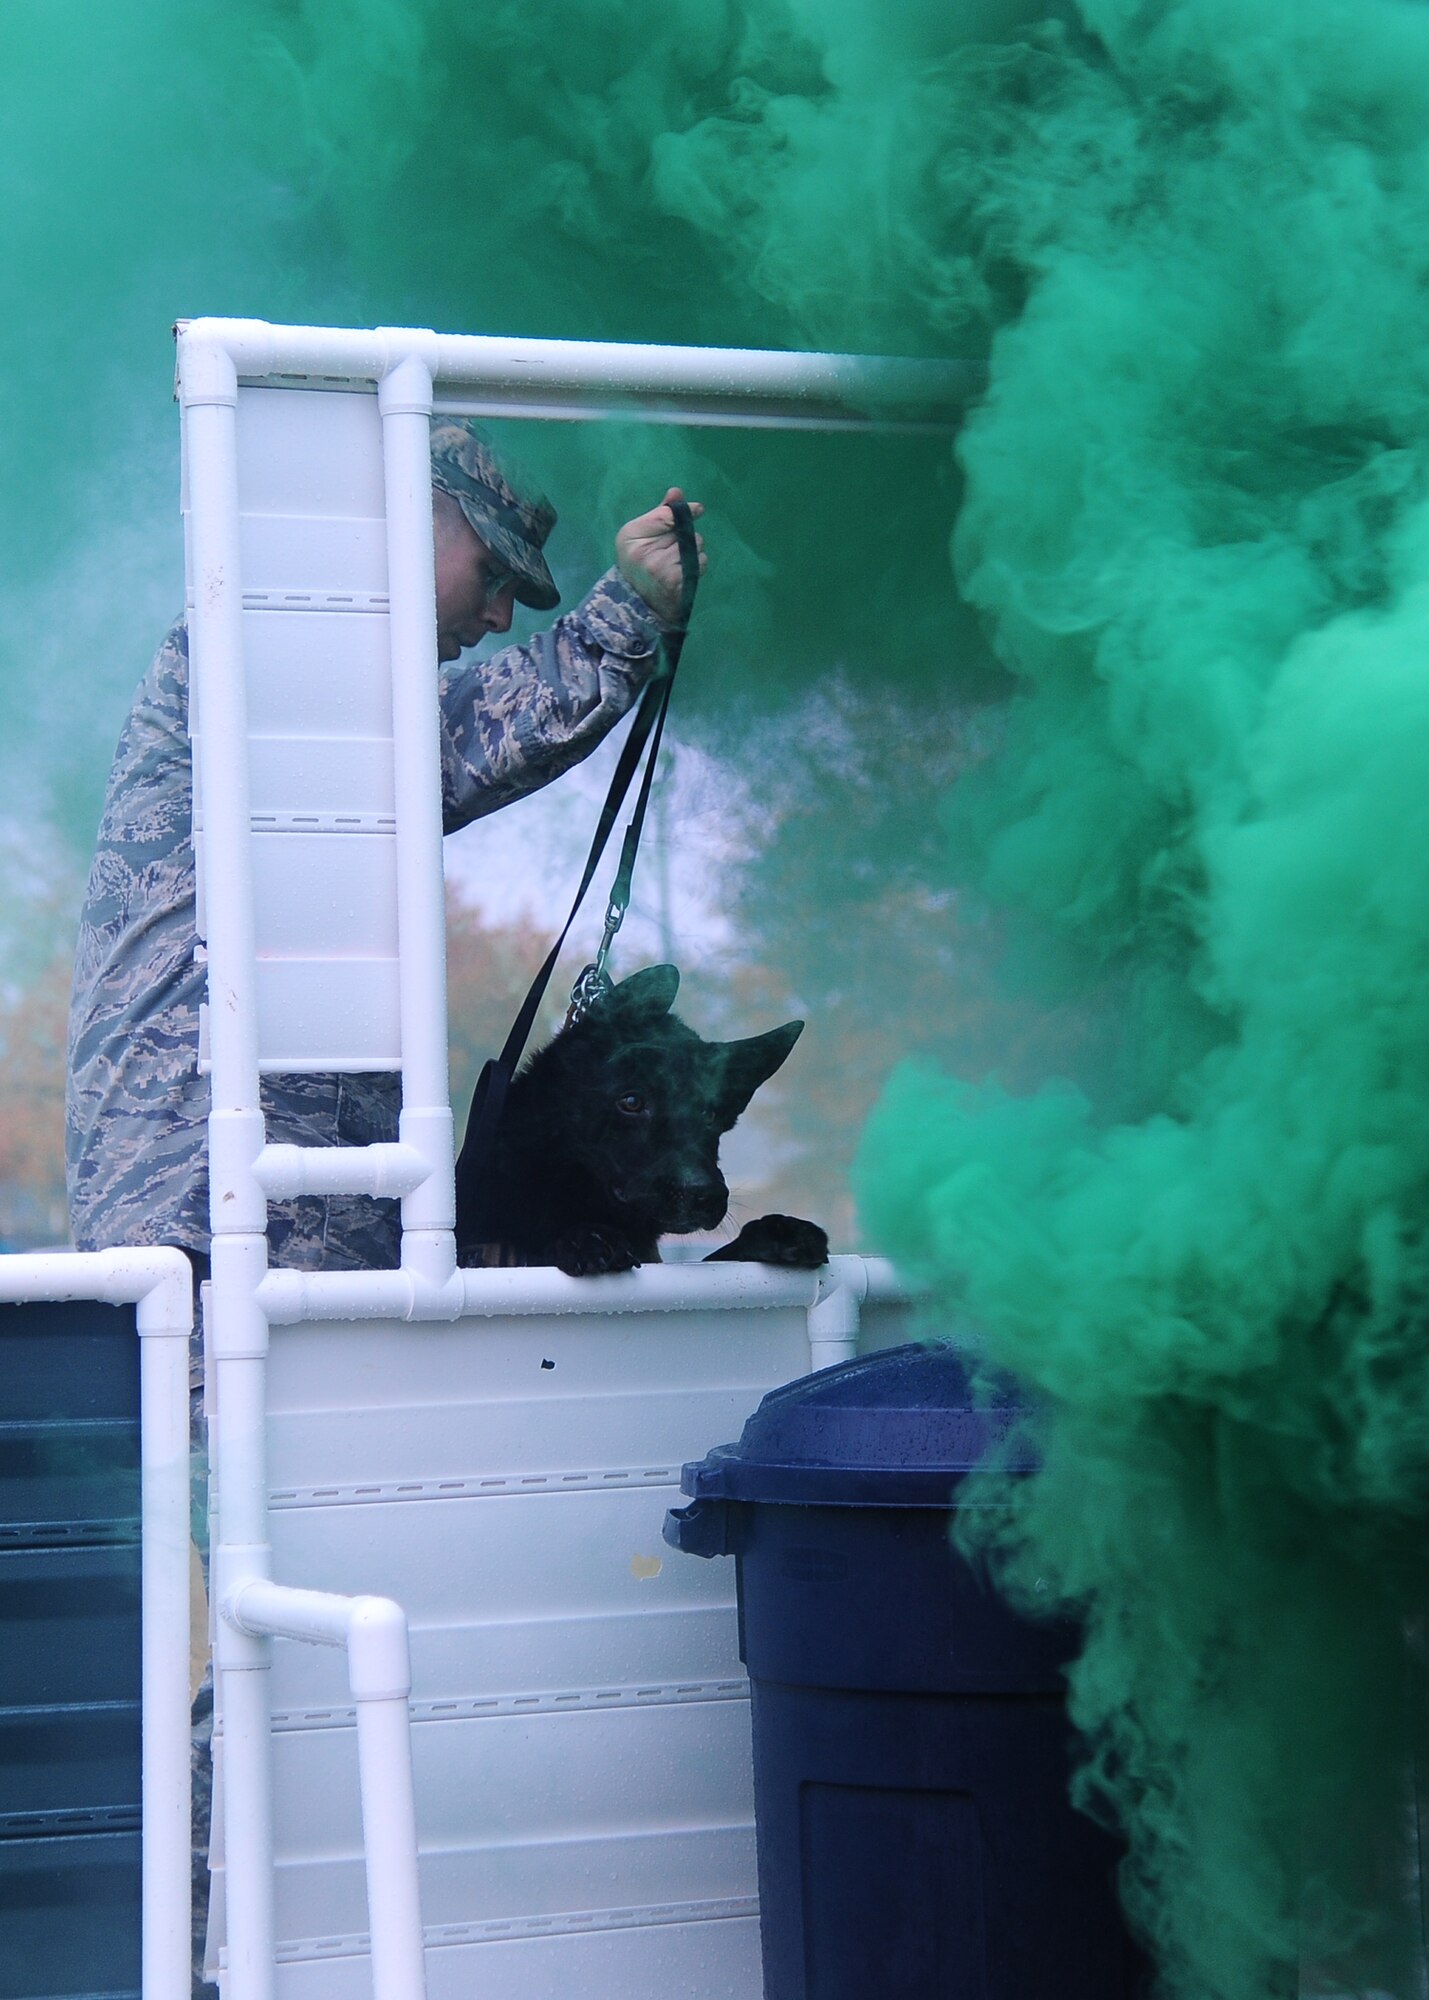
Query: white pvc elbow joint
xmin=178 ymin=331 xmax=239 ymax=410
xmin=224 ymin=1578 xmax=414 ymax=1703
xmin=344 ymin=1595 xmax=414 ymax=1704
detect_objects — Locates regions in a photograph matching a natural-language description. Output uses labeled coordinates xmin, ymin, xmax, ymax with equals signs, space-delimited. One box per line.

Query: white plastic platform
xmin=207 ymin=1284 xmax=909 ymax=1995
xmin=170 ymin=319 xmax=965 ymax=2000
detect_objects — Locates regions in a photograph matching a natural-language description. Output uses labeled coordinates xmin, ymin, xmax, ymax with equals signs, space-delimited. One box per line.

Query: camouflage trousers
xmin=191 ymin=1359 xmax=216 ymax=2000
xmin=261 ymin=1072 xmax=404 ymax=1274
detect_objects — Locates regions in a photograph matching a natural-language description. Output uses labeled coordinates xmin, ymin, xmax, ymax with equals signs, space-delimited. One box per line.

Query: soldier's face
xmin=433 ymin=498 xmax=517 ymax=663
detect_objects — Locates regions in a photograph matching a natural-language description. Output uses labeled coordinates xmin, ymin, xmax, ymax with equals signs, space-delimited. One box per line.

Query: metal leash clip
xmin=564 ymin=959 xmax=614 ymax=1029
xmin=564 ymin=890 xmax=626 ymax=1027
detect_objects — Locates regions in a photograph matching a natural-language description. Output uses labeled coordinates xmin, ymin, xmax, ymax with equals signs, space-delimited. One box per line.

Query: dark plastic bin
xmin=0 ymin=1831 xmax=141 ymax=2000
xmin=664 ymin=1343 xmax=1145 ymax=2000
xmin=0 ymin=1303 xmax=142 ymax=2000
xmin=0 ymin=1704 xmax=141 ymax=1834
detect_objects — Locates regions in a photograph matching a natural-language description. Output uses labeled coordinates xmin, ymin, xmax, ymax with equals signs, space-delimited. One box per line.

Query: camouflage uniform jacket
xmin=66 ymin=572 xmax=667 ymax=1271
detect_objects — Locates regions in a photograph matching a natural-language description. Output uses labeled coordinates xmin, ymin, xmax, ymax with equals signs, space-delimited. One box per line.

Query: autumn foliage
xmin=0 ymin=942 xmax=71 ymax=1247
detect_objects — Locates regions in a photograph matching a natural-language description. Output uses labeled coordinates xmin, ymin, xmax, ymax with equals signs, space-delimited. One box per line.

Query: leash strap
xmin=455 ymin=500 xmax=701 ymax=1236
xmin=569 ymin=565 xmax=685 ymax=1021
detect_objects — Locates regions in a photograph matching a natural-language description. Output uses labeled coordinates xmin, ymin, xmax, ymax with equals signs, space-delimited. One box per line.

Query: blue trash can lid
xmin=680 ymin=1342 xmax=1037 ymax=1508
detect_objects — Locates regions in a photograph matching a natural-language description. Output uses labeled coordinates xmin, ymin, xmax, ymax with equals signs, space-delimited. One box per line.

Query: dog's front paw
xmin=552 ymin=1226 xmax=643 ymax=1278
xmin=704 ymin=1214 xmax=829 ymax=1269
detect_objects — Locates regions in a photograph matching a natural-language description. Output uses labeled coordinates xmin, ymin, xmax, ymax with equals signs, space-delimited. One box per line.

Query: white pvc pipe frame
xmin=0 ymin=1249 xmax=193 ymax=2000
xmin=178 ymin=318 xmax=957 ymax=2000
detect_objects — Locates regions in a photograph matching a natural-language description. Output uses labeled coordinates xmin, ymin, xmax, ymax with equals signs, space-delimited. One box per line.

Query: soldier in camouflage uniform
xmin=66 ymin=420 xmax=704 ymax=1272
xmin=65 ymin=419 xmax=703 ymax=1996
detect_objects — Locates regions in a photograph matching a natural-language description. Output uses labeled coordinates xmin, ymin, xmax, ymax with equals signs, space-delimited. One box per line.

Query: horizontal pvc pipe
xmin=0 ymin=1245 xmax=192 ymax=1319
xmin=176 ymin=319 xmax=983 ymax=431
xmin=254 ymin=1142 xmax=431 ymax=1200
xmin=226 ymin=1582 xmax=427 ymax=2000
xmin=432 ymin=395 xmax=967 ymax=436
xmin=0 ymin=1249 xmax=192 ymax=2000
xmin=256 ymin=1252 xmax=906 ymax=1326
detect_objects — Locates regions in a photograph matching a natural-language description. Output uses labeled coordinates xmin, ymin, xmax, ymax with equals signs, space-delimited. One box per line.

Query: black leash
xmin=455 ymin=499 xmax=701 ymax=1245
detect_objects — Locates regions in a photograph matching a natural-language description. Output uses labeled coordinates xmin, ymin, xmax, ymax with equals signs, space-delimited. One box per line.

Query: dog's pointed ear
xmin=718 ymin=1020 xmax=803 ymax=1122
xmin=612 ymin=963 xmax=681 ymax=1018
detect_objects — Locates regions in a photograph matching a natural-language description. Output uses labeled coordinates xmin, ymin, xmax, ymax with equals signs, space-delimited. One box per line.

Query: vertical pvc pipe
xmin=213 ymin=1341 xmax=277 ymax=2000
xmin=181 ymin=328 xmax=278 ymax=2000
xmin=139 ymin=1296 xmax=194 ymax=2000
xmin=179 ymin=336 xmax=267 ymax=1240
xmin=377 ymin=344 xmax=456 ymax=1284
xmin=356 ymin=1697 xmax=428 ymax=2000
xmin=216 ymin=1663 xmax=276 ymax=2000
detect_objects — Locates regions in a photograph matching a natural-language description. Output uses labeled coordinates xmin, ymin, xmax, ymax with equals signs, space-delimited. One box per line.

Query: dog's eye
xmin=615 ymin=1091 xmax=646 ymax=1116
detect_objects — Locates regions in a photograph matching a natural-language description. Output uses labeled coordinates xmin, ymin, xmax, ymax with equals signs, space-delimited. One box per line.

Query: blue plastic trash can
xmin=664 ymin=1342 xmax=1145 ymax=2000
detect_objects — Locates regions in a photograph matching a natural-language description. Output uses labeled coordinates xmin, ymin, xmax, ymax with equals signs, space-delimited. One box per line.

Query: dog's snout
xmin=664 ymin=1170 xmax=727 ymax=1231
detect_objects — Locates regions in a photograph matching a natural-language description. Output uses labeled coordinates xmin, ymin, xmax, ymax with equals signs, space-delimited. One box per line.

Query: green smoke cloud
xmin=836 ymin=3 xmax=1429 ymax=1992
xmin=9 ymin=0 xmax=1429 ymax=1989
xmin=0 ymin=0 xmax=970 ymax=867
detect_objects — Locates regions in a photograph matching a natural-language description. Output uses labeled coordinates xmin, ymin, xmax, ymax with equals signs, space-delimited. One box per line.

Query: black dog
xmin=455 ymin=964 xmax=828 ymax=1276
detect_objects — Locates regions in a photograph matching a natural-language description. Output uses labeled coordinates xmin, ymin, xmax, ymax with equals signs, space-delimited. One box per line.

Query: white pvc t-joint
xmin=807 ymin=1258 xmax=870 ymax=1371
xmin=377 ymin=334 xmax=441 ymax=416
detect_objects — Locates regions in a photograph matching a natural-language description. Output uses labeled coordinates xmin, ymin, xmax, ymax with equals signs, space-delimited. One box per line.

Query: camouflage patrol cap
xmin=429 ymin=419 xmax=560 ymax=611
